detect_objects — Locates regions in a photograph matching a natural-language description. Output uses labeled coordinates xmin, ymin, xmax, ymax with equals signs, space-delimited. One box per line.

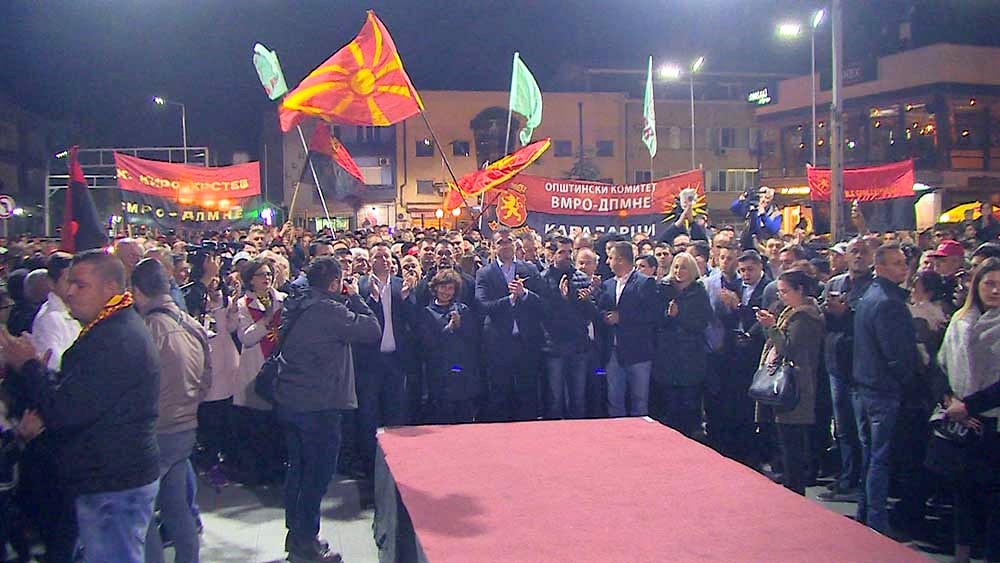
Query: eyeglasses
xmin=253 ymin=271 xmax=274 ymax=279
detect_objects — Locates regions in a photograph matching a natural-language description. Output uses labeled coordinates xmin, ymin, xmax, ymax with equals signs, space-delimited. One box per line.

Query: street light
xmin=689 ymin=56 xmax=705 ymax=170
xmin=658 ymin=64 xmax=681 ymax=80
xmin=659 ymin=57 xmax=705 ymax=170
xmin=777 ymin=9 xmax=825 ymax=166
xmin=152 ymin=96 xmax=188 ymax=163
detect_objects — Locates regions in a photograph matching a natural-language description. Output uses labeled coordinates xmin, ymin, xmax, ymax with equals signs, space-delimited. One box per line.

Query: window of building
xmin=332 ymin=126 xmax=342 ymax=140
xmin=596 ymin=140 xmax=614 ymax=157
xmin=453 ymin=141 xmax=471 ymax=157
xmin=710 ymin=169 xmax=759 ymax=192
xmin=554 ymin=140 xmax=573 ymax=157
xmin=669 ymin=127 xmax=681 ymax=150
xmin=416 ymin=139 xmax=434 ymax=157
xmin=719 ymin=128 xmax=737 ymax=148
xmin=634 ymin=170 xmax=652 ymax=183
xmin=416 ymin=179 xmax=435 ymax=195
xmin=355 ymin=126 xmax=381 ymax=144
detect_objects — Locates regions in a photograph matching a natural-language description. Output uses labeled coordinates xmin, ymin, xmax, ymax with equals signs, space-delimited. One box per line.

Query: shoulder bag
xmin=254 ymin=303 xmax=309 ymax=404
xmin=748 ymin=358 xmax=799 ymax=412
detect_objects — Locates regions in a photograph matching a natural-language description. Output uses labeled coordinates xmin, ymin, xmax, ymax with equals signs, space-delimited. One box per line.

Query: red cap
xmin=930 ymin=239 xmax=964 ymax=258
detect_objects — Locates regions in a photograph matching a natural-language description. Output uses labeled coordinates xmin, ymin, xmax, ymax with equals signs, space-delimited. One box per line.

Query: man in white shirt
xmin=31 ymin=252 xmax=81 ymax=370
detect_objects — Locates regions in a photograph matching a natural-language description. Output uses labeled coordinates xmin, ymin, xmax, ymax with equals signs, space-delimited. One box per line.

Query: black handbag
xmin=748 ymin=358 xmax=799 ymax=411
xmin=254 ymin=304 xmax=309 ymax=404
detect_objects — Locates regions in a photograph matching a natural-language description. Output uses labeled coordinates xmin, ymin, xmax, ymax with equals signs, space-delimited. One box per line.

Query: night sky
xmin=2 ymin=0 xmax=995 ymax=159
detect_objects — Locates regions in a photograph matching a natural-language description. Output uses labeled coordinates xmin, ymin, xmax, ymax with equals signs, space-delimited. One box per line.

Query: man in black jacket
xmin=851 ymin=242 xmax=917 ymax=535
xmin=276 ymin=256 xmax=380 ymax=563
xmin=0 ymin=249 xmax=160 ymax=563
xmin=539 ymin=236 xmax=596 ymax=419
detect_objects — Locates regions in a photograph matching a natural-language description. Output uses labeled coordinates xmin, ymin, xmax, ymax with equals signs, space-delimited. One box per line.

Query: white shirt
xmin=373 ymin=274 xmax=396 ymax=353
xmin=498 ymin=259 xmax=520 ymax=335
xmin=30 ymin=293 xmax=82 ymax=370
xmin=614 ymin=269 xmax=635 ymax=306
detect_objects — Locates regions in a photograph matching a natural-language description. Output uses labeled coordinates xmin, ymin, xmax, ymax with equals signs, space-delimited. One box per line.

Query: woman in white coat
xmin=229 ymin=258 xmax=286 ymax=485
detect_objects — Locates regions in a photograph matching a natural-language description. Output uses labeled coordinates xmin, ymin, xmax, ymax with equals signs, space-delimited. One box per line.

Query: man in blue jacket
xmin=597 ymin=241 xmax=661 ymax=417
xmin=475 ymin=228 xmax=544 ymax=422
xmin=851 ymin=242 xmax=917 ymax=535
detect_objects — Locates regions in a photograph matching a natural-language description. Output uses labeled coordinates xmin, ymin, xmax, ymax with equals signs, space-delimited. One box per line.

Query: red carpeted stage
xmin=373 ymin=418 xmax=923 ymax=562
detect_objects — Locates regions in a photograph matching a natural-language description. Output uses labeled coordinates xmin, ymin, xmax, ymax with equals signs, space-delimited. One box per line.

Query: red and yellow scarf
xmin=79 ymin=292 xmax=134 ymax=338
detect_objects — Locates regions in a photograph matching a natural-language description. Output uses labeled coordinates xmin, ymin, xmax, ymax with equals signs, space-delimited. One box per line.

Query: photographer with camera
xmin=732 ymin=186 xmax=782 ymax=251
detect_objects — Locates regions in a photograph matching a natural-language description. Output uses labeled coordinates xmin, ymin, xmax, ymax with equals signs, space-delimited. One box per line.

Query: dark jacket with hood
xmin=276 ymin=286 xmax=381 ymax=412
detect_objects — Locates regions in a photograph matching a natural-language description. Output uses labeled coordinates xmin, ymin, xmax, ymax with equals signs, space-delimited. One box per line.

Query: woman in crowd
xmin=938 ymin=257 xmax=1000 ymax=563
xmin=754 ymin=269 xmax=825 ymax=495
xmin=909 ymin=269 xmax=949 ymax=371
xmin=231 ymin=258 xmax=286 ymax=484
xmin=194 ymin=264 xmax=241 ymax=484
xmin=417 ymin=269 xmax=481 ymax=424
xmin=651 ymin=253 xmax=712 ymax=437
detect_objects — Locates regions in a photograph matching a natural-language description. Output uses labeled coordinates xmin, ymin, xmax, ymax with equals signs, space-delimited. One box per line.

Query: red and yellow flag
xmin=308 ymin=122 xmax=367 ymax=185
xmin=444 ymin=138 xmax=551 ymax=210
xmin=279 ymin=10 xmax=424 ymax=132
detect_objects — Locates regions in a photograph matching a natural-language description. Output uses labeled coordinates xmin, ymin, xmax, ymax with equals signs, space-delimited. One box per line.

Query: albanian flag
xmin=279 ymin=11 xmax=423 ymax=132
xmin=444 ymin=138 xmax=551 ymax=210
xmin=60 ymin=146 xmax=108 ymax=253
xmin=309 ymin=122 xmax=366 ymax=185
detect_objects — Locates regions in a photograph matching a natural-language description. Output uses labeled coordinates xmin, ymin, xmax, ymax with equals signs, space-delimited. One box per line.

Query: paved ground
xmin=196 ymin=475 xmax=377 ymax=563
xmin=193 ymin=471 xmax=975 ymax=563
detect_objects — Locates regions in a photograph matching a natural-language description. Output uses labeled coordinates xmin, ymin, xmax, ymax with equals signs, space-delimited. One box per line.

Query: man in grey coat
xmin=275 ymin=256 xmax=381 ymax=563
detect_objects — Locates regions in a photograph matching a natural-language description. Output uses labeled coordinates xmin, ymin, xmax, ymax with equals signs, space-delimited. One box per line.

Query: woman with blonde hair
xmin=652 ymin=252 xmax=712 ymax=436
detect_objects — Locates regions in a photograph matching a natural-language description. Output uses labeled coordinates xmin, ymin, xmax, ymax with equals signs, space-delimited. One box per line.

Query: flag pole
xmin=504 ymin=52 xmax=517 ymax=156
xmin=287 ymin=181 xmax=302 ymax=224
xmin=419 ymin=111 xmax=460 ymax=185
xmin=295 ymin=124 xmax=332 ymax=223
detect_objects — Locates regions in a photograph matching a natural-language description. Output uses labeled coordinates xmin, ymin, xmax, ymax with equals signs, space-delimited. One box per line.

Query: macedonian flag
xmin=279 ymin=10 xmax=424 ymax=132
xmin=443 ymin=138 xmax=551 ymax=210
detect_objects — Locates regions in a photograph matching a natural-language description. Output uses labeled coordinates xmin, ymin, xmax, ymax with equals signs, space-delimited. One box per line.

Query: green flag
xmin=509 ymin=52 xmax=542 ymax=146
xmin=253 ymin=43 xmax=288 ymax=101
xmin=642 ymin=55 xmax=657 ymax=158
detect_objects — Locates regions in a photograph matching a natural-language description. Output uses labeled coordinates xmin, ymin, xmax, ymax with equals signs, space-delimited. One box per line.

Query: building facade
xmin=755 ymin=43 xmax=1000 ymax=229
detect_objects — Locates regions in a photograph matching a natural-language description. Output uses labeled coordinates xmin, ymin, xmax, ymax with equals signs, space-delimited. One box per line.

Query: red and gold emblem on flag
xmin=279 ymin=10 xmax=423 ymax=132
xmin=496 ymin=189 xmax=527 ymax=228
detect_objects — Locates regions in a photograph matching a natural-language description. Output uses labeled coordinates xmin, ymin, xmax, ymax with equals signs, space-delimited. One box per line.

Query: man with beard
xmin=538 ymin=237 xmax=596 ymax=419
xmin=413 ymin=241 xmax=477 ymax=310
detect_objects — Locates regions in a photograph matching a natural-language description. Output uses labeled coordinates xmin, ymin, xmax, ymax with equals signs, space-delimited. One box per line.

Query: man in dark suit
xmin=353 ymin=242 xmax=415 ymax=477
xmin=597 ymin=241 xmax=661 ymax=417
xmin=475 ymin=228 xmax=544 ymax=421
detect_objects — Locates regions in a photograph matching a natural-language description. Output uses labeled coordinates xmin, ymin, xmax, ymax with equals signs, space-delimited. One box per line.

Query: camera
xmin=742 ymin=188 xmax=760 ymax=219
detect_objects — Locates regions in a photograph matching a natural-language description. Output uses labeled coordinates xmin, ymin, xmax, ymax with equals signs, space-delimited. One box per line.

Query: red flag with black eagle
xmin=60 ymin=146 xmax=108 ymax=253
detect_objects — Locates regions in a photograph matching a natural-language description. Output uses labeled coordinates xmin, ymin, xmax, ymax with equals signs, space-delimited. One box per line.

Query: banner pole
xmin=504 ymin=53 xmax=517 ymax=156
xmin=295 ymin=125 xmax=332 ymax=223
xmin=287 ymin=181 xmax=302 ymax=224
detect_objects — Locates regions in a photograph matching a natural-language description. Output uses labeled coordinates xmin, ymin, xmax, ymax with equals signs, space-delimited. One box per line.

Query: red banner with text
xmin=114 ymin=153 xmax=262 ymax=230
xmin=807 ymin=160 xmax=914 ymax=202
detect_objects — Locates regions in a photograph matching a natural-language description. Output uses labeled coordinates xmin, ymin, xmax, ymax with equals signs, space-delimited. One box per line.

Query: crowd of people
xmin=0 ymin=191 xmax=997 ymax=562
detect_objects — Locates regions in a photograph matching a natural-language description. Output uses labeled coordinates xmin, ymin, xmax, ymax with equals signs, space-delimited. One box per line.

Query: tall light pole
xmin=153 ymin=96 xmax=188 ymax=163
xmin=777 ymin=9 xmax=825 ymax=166
xmin=830 ymin=0 xmax=844 ymax=240
xmin=810 ymin=10 xmax=826 ymax=166
xmin=689 ymin=56 xmax=705 ymax=170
